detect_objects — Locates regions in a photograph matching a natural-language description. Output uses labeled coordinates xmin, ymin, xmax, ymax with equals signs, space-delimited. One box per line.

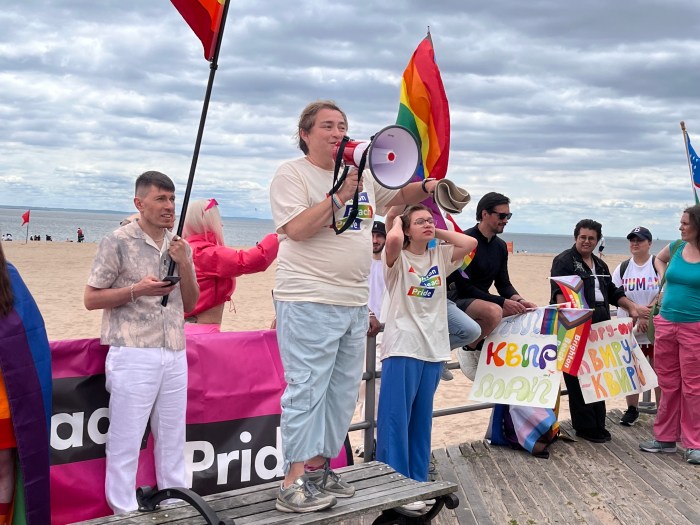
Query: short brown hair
xmin=135 ymin=171 xmax=175 ymax=197
xmin=400 ymin=204 xmax=431 ymax=248
xmin=296 ymin=100 xmax=348 ymax=155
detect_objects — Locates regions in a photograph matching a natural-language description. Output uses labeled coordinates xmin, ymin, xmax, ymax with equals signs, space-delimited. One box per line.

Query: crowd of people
xmin=1 ymin=99 xmax=698 ymax=522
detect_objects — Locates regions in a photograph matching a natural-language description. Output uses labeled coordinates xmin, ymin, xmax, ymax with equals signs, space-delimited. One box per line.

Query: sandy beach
xmin=2 ymin=241 xmax=630 ymax=449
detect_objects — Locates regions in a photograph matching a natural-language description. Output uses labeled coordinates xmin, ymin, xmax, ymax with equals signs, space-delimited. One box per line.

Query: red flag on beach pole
xmin=21 ymin=210 xmax=30 ymax=244
xmin=171 ymin=0 xmax=226 ymax=61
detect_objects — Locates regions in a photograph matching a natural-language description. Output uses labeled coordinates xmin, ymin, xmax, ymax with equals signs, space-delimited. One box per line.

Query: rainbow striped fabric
xmin=396 ymin=34 xmax=450 ymax=182
xmin=0 ymin=263 xmax=52 ymax=525
xmin=171 ymin=0 xmax=226 ymax=60
xmin=550 ymin=275 xmax=589 ymax=309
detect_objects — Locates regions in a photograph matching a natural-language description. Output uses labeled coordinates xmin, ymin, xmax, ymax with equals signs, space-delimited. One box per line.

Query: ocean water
xmin=0 ymin=206 xmax=675 ymax=254
xmin=0 ymin=207 xmax=276 ymax=247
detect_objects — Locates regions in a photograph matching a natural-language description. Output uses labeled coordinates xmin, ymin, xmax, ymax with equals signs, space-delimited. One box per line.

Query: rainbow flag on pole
xmin=396 ymin=33 xmax=450 ymax=182
xmin=171 ymin=0 xmax=226 ymax=60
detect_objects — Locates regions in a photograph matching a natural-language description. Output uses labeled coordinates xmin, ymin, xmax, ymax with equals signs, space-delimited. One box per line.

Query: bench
xmin=73 ymin=461 xmax=459 ymax=525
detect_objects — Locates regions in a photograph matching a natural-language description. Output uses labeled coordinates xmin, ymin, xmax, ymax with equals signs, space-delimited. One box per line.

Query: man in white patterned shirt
xmin=84 ymin=170 xmax=199 ymax=515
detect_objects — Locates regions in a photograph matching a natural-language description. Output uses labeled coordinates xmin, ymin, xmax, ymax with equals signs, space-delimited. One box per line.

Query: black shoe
xmin=602 ymin=429 xmax=612 ymax=442
xmin=575 ymin=430 xmax=607 ymax=444
xmin=619 ymin=406 xmax=640 ymax=426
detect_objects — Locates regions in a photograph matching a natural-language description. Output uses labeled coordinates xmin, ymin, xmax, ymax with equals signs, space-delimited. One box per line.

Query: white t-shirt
xmin=612 ymin=256 xmax=660 ymax=344
xmin=270 ymin=157 xmax=396 ymax=306
xmin=368 ymin=258 xmax=386 ymax=318
xmin=380 ymin=244 xmax=460 ymax=363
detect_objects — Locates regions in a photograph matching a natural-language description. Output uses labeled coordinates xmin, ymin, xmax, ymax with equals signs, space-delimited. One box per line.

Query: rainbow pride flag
xmin=540 ymin=305 xmax=593 ymax=375
xmin=550 ymin=275 xmax=589 ymax=309
xmin=171 ymin=0 xmax=226 ymax=60
xmin=396 ymin=33 xmax=450 ymax=182
xmin=0 ymin=264 xmax=52 ymax=525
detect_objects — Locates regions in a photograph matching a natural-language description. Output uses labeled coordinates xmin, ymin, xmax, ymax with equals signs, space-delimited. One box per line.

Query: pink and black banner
xmin=49 ymin=330 xmax=350 ymax=525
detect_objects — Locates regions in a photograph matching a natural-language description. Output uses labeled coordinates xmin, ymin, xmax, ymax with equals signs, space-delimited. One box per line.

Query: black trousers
xmin=564 ymin=371 xmax=607 ymax=433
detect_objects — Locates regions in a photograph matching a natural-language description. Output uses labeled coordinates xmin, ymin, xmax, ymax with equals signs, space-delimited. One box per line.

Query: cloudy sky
xmin=2 ymin=0 xmax=700 ymax=238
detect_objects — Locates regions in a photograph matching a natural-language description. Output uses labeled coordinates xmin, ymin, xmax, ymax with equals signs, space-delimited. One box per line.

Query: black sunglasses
xmin=488 ymin=211 xmax=513 ymax=220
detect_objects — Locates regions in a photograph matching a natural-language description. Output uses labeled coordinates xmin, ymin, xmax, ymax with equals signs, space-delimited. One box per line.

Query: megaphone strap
xmin=331 ymin=138 xmax=369 ymax=235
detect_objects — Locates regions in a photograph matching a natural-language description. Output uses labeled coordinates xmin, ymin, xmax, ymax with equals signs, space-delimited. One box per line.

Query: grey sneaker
xmin=620 ymin=406 xmax=640 ymax=426
xmin=305 ymin=467 xmax=355 ymax=498
xmin=457 ymin=347 xmax=480 ymax=381
xmin=440 ymin=363 xmax=454 ymax=381
xmin=686 ymin=449 xmax=700 ymax=464
xmin=639 ymin=439 xmax=677 ymax=453
xmin=276 ymin=478 xmax=337 ymax=513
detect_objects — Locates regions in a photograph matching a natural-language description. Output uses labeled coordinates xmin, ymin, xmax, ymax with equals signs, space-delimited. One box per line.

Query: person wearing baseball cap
xmin=612 ymin=226 xmax=661 ymax=427
xmin=627 ymin=226 xmax=652 ymax=242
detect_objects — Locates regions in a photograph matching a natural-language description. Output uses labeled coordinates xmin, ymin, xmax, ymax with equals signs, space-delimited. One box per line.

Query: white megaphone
xmin=333 ymin=125 xmax=420 ymax=189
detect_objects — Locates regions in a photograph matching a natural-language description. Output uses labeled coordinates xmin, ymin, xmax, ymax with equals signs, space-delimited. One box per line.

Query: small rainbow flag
xmin=541 ymin=305 xmax=593 ymax=375
xmin=396 ymin=33 xmax=450 ymax=182
xmin=458 ymin=246 xmax=477 ymax=275
xmin=171 ymin=0 xmax=226 ymax=60
xmin=550 ymin=275 xmax=589 ymax=309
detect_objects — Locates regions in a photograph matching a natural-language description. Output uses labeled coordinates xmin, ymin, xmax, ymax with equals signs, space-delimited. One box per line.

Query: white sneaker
xmin=401 ymin=501 xmax=426 ymax=512
xmin=457 ymin=348 xmax=481 ymax=381
xmin=354 ymin=444 xmax=364 ymax=458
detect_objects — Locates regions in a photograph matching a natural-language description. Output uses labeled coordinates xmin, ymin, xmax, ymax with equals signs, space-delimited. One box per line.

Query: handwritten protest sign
xmin=470 ymin=310 xmax=561 ymax=408
xmin=577 ymin=318 xmax=658 ymax=403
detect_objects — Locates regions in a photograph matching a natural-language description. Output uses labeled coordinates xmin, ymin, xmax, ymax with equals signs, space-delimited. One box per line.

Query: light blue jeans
xmin=447 ymin=299 xmax=481 ymax=349
xmin=274 ymin=301 xmax=368 ymax=473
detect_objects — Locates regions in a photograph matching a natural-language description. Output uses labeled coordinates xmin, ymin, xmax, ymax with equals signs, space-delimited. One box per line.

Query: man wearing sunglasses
xmin=447 ymin=192 xmax=536 ymax=380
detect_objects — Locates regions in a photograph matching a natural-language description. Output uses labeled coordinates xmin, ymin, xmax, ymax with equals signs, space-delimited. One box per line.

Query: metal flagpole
xmin=162 ymin=0 xmax=232 ymax=307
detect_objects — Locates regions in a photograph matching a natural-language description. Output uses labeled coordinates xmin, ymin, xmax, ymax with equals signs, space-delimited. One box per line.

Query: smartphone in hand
xmin=162 ymin=275 xmax=181 ymax=287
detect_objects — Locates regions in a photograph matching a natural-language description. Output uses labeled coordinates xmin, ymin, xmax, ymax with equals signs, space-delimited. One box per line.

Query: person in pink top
xmin=182 ymin=198 xmax=279 ymax=333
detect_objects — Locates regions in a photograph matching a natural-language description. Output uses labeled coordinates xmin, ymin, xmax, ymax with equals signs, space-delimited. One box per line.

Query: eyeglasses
xmin=413 ymin=218 xmax=435 ymax=226
xmin=488 ymin=211 xmax=513 ymax=220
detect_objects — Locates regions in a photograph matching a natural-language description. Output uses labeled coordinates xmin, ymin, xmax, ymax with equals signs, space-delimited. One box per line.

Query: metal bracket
xmin=136 ymin=486 xmax=234 ymax=525
xmin=372 ymin=493 xmax=459 ymax=524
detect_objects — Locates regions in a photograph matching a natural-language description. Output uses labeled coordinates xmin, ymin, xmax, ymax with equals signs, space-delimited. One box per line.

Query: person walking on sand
xmin=84 ymin=170 xmax=199 ymax=514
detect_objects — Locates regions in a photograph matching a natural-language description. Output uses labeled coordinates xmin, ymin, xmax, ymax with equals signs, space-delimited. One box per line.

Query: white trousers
xmin=104 ymin=346 xmax=188 ymax=515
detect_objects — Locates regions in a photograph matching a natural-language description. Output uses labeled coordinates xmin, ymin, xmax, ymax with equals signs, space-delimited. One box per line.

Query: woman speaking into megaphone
xmin=268 ymin=100 xmax=441 ymax=514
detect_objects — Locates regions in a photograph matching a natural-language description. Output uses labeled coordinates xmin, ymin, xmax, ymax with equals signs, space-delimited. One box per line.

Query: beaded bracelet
xmin=130 ymin=284 xmax=136 ymax=303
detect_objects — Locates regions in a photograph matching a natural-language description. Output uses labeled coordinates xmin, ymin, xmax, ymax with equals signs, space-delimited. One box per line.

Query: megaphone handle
xmin=331 ymin=144 xmax=368 ymax=235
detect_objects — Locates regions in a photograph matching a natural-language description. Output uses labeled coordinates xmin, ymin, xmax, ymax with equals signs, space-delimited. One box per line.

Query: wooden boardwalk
xmin=341 ymin=409 xmax=700 ymax=525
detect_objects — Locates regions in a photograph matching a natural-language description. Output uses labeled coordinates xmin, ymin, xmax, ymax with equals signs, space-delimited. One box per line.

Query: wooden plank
xmin=487 ymin=445 xmax=547 ymax=522
xmin=456 ymin=442 xmax=506 ymax=522
xmin=498 ymin=441 xmax=579 ymax=524
xmin=468 ymin=441 xmax=528 ymax=523
xmin=432 ymin=447 xmax=476 ymax=525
